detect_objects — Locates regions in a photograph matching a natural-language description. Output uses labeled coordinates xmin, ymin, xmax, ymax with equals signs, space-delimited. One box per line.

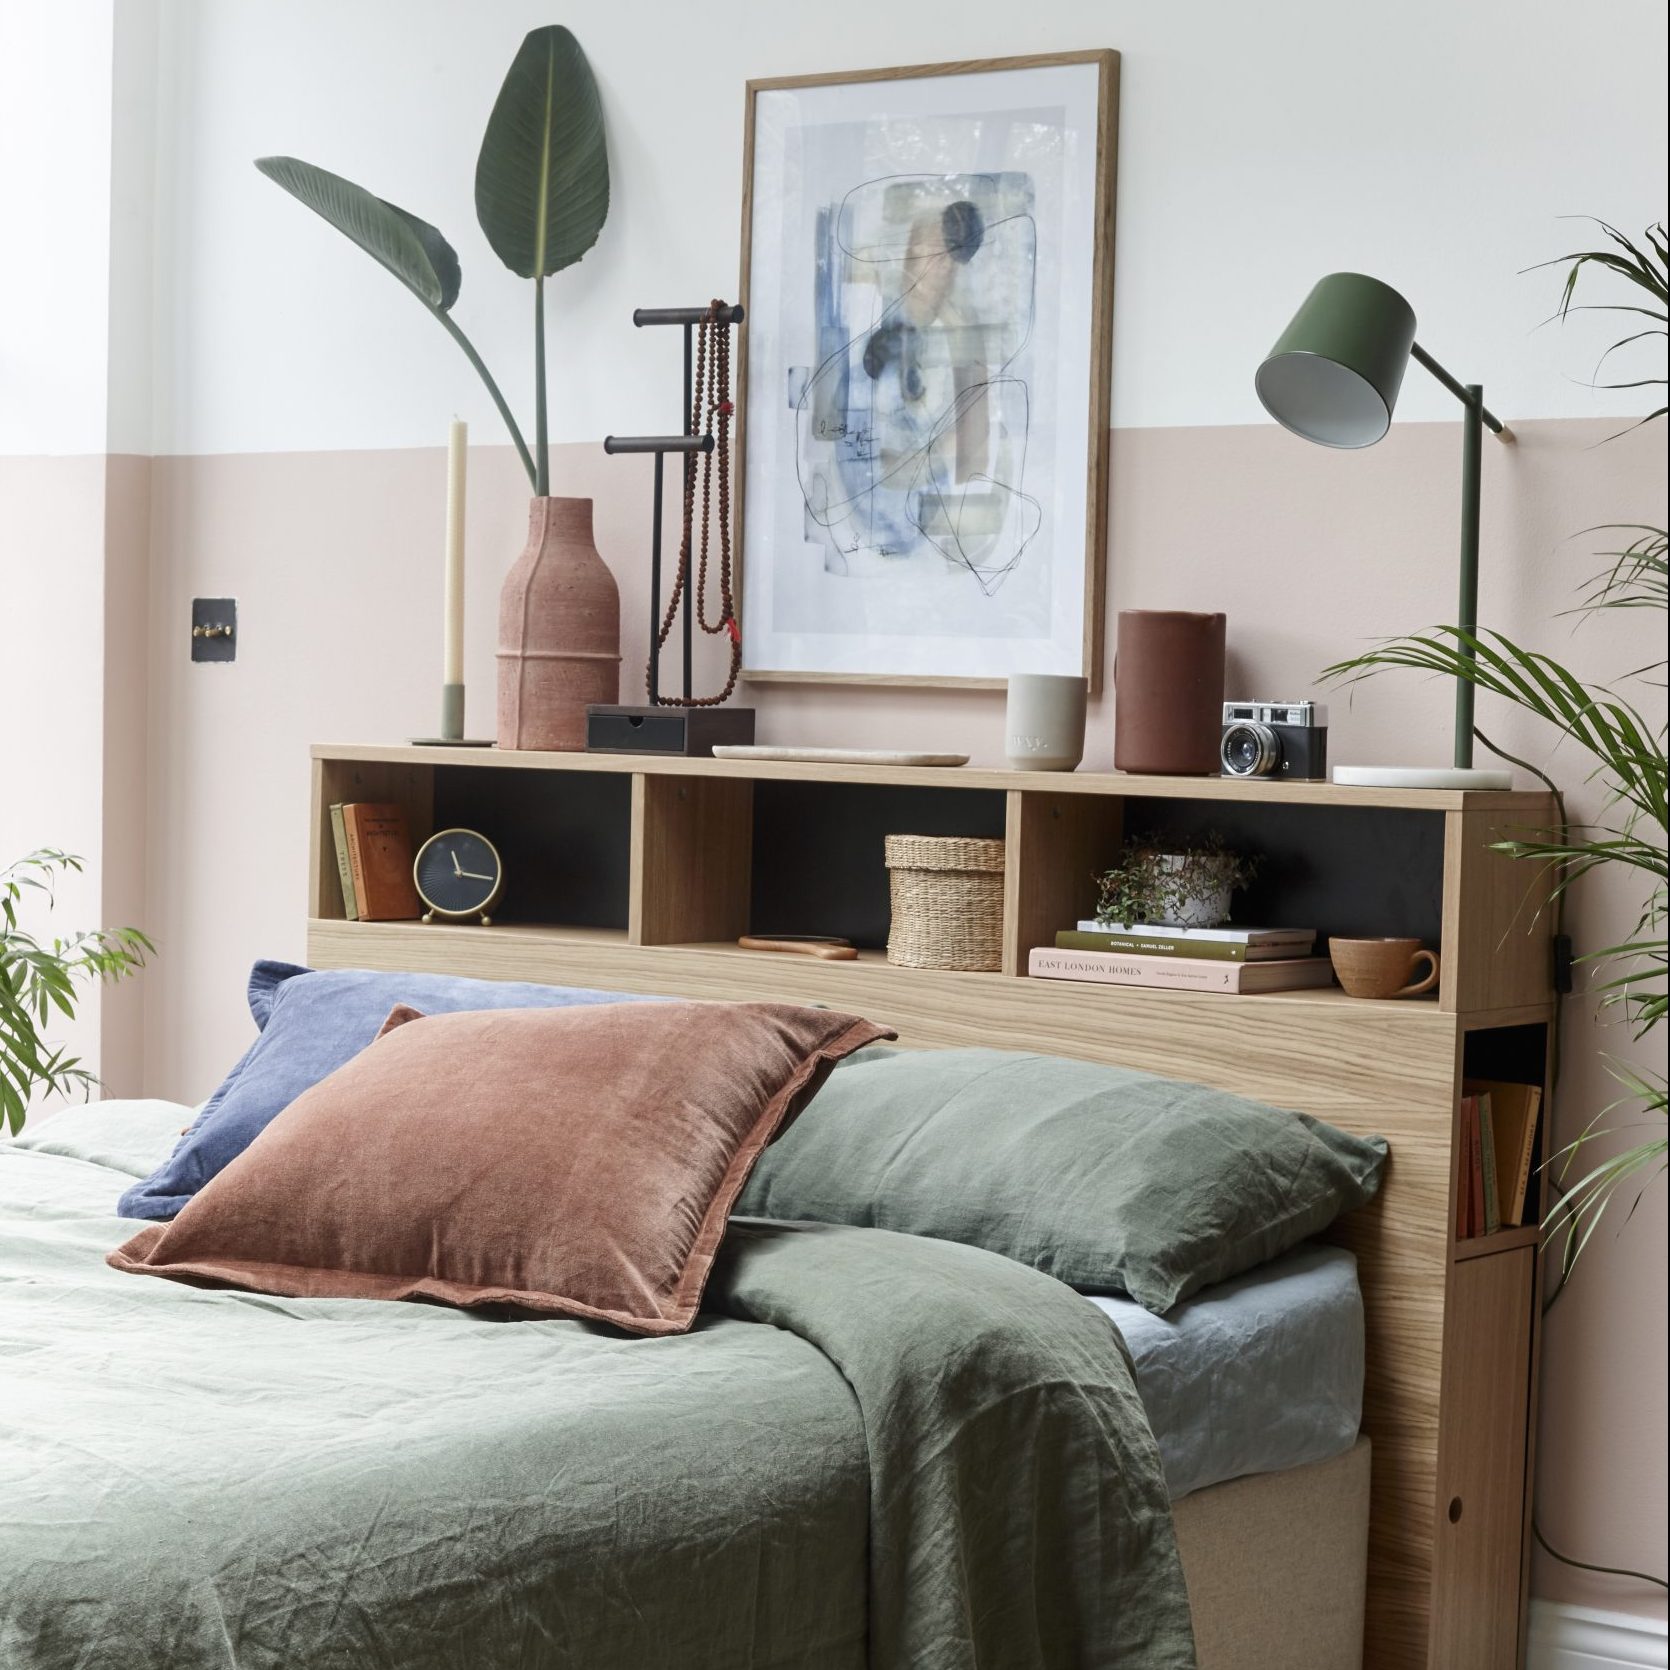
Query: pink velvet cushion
xmin=109 ymin=1000 xmax=893 ymax=1335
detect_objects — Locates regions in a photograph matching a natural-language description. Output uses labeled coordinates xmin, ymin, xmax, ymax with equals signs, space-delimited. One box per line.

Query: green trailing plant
xmin=1094 ymin=835 xmax=1259 ymax=930
xmin=256 ymin=25 xmax=610 ymax=496
xmin=1 ymin=850 xmax=153 ymax=1136
xmin=1325 ymin=220 xmax=1667 ymax=1267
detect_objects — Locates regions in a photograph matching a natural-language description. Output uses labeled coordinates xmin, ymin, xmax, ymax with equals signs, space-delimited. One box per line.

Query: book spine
xmin=1477 ymin=1092 xmax=1501 ymax=1235
xmin=1467 ymin=1098 xmax=1485 ymax=1240
xmin=341 ymin=804 xmax=370 ymax=921
xmin=1030 ymin=948 xmax=1244 ymax=992
xmin=1074 ymin=920 xmax=1314 ymax=948
xmin=1055 ymin=930 xmax=1248 ymax=962
xmin=1454 ymin=1098 xmax=1472 ymax=1238
xmin=1510 ymin=1092 xmax=1542 ymax=1228
xmin=328 ymin=804 xmax=359 ymax=921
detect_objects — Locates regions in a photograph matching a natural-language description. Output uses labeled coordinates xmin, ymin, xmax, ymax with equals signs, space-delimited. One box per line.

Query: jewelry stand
xmin=587 ymin=304 xmax=755 ymax=757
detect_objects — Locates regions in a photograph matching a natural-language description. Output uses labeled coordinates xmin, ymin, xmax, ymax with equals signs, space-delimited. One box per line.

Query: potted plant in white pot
xmin=1093 ymin=836 xmax=1259 ymax=930
xmin=256 ymin=24 xmax=617 ymax=752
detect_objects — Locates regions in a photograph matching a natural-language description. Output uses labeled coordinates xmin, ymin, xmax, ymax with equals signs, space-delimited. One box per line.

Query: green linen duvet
xmin=0 ymin=1102 xmax=1195 ymax=1670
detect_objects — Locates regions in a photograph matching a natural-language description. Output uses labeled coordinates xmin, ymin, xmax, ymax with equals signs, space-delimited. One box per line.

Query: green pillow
xmin=737 ymin=1047 xmax=1387 ymax=1313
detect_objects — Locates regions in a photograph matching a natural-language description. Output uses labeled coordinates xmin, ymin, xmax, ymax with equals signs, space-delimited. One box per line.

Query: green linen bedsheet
xmin=0 ymin=1101 xmax=1196 ymax=1670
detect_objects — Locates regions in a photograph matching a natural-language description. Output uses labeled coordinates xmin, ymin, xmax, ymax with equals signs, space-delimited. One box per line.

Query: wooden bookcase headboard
xmin=309 ymin=742 xmax=1556 ymax=1670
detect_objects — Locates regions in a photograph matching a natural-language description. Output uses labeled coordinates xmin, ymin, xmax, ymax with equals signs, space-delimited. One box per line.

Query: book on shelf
xmin=340 ymin=803 xmax=422 ymax=922
xmin=1465 ymin=1077 xmax=1544 ymax=1227
xmin=1456 ymin=1094 xmax=1491 ymax=1240
xmin=1056 ymin=928 xmax=1316 ymax=963
xmin=328 ymin=803 xmax=359 ymax=921
xmin=1455 ymin=1095 xmax=1477 ymax=1238
xmin=1029 ymin=946 xmax=1335 ymax=994
xmin=1477 ymin=1091 xmax=1502 ymax=1236
xmin=1075 ymin=920 xmax=1316 ymax=951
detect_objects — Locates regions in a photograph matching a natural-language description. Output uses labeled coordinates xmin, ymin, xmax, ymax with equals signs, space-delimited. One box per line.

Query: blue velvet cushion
xmin=118 ymin=961 xmax=650 ymax=1221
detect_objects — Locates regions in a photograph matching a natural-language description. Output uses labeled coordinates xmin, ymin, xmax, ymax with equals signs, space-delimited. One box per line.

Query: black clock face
xmin=415 ymin=830 xmax=501 ymax=917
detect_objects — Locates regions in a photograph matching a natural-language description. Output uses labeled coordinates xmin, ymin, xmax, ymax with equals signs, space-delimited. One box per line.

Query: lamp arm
xmin=1410 ymin=342 xmax=1514 ymax=441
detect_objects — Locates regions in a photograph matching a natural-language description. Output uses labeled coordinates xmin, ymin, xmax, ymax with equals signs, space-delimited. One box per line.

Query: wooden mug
xmin=1329 ymin=937 xmax=1440 ymax=999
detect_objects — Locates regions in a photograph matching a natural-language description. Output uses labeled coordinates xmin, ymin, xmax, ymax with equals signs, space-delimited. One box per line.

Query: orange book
xmin=1466 ymin=1096 xmax=1486 ymax=1239
xmin=342 ymin=803 xmax=422 ymax=922
xmin=1454 ymin=1096 xmax=1475 ymax=1238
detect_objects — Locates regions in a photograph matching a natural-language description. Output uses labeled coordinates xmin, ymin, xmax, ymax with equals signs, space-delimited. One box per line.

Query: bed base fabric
xmin=1173 ymin=1438 xmax=1371 ymax=1670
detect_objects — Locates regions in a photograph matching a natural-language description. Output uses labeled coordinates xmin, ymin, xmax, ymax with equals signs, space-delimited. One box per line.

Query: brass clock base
xmin=421 ymin=910 xmax=493 ymax=926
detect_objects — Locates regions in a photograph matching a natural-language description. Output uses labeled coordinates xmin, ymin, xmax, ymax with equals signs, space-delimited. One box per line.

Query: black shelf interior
xmin=432 ymin=767 xmax=631 ymax=929
xmin=750 ymin=781 xmax=1006 ymax=950
xmin=1463 ymin=1022 xmax=1551 ymax=1227
xmin=1123 ymin=798 xmax=1446 ymax=946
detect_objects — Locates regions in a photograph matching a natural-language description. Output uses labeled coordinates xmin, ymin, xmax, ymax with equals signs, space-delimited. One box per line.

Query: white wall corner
xmin=1530 ymin=1601 xmax=1670 ymax=1670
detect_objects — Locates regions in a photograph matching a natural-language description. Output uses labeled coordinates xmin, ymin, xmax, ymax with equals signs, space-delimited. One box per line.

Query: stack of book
xmin=1456 ymin=1079 xmax=1544 ymax=1238
xmin=328 ymin=802 xmax=422 ymax=922
xmin=1029 ymin=921 xmax=1333 ymax=994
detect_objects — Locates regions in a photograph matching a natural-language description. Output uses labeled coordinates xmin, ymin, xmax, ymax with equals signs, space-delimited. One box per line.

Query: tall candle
xmin=443 ymin=418 xmax=467 ymax=687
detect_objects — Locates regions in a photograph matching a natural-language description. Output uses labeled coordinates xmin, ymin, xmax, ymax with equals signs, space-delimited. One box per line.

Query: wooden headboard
xmin=309 ymin=743 xmax=1555 ymax=1670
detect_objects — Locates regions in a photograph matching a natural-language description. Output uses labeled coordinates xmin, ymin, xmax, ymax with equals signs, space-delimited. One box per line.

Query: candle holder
xmin=411 ymin=683 xmax=493 ymax=747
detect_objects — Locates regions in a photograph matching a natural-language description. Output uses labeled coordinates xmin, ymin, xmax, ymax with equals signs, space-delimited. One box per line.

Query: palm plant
xmin=1324 ymin=220 xmax=1667 ymax=1267
xmin=256 ymin=25 xmax=609 ymax=497
xmin=1 ymin=850 xmax=153 ymax=1135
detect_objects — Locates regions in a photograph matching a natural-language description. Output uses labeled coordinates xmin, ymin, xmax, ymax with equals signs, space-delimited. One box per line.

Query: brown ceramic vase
xmin=497 ymin=497 xmax=621 ymax=752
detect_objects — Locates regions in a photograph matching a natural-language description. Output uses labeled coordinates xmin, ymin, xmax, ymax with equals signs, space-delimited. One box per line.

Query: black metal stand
xmin=588 ymin=305 xmax=755 ymax=757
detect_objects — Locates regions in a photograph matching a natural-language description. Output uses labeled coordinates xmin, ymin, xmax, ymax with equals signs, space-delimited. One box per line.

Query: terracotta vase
xmin=497 ymin=497 xmax=621 ymax=752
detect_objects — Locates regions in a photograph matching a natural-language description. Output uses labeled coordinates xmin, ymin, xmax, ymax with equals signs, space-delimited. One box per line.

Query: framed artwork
xmin=737 ymin=51 xmax=1118 ymax=689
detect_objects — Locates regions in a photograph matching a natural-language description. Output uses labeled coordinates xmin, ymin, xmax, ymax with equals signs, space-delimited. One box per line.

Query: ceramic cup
xmin=1005 ymin=674 xmax=1088 ymax=771
xmin=1330 ymin=937 xmax=1441 ymax=999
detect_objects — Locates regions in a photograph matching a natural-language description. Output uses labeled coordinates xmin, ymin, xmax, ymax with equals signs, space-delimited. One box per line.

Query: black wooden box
xmin=584 ymin=704 xmax=757 ymax=757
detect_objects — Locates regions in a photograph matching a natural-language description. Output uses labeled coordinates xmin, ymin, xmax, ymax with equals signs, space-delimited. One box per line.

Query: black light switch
xmin=191 ymin=598 xmax=236 ymax=662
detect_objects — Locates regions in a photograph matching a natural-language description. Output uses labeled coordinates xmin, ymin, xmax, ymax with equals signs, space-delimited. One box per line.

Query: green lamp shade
xmin=1255 ymin=272 xmax=1417 ymax=448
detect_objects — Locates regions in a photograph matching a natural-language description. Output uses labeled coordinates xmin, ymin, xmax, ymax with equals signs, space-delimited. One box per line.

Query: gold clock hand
xmin=457 ymin=868 xmax=496 ymax=882
xmin=451 ymin=850 xmax=463 ymax=876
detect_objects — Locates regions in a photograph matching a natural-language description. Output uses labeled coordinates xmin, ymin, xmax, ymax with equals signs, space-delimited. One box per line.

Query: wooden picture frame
xmin=736 ymin=51 xmax=1119 ymax=691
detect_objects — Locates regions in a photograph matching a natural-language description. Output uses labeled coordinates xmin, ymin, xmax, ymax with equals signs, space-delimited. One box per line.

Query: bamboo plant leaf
xmin=475 ymin=25 xmax=610 ymax=279
xmin=255 ymin=156 xmax=461 ymax=311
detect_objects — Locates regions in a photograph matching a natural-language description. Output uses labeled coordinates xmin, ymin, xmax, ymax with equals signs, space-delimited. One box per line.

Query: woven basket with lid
xmin=884 ymin=834 xmax=1006 ymax=971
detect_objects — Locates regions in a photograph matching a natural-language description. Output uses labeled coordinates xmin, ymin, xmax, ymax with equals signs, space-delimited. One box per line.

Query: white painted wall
xmin=0 ymin=1 xmax=116 ymax=455
xmin=149 ymin=0 xmax=1668 ymax=460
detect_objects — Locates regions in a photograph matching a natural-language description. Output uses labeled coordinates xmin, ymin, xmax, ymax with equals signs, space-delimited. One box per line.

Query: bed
xmin=2 ymin=1094 xmax=1368 ymax=1670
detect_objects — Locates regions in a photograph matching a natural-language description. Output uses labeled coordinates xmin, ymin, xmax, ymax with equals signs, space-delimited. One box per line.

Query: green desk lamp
xmin=1255 ymin=272 xmax=1515 ymax=789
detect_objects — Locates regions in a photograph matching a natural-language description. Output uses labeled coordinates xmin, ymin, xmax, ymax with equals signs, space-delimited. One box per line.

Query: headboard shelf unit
xmin=309 ymin=742 xmax=1556 ymax=1670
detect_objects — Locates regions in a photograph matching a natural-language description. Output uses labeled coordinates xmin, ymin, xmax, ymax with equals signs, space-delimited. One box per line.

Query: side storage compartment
xmin=1429 ymin=1246 xmax=1535 ymax=1669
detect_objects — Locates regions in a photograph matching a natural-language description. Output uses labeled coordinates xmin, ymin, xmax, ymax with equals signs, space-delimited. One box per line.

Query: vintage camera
xmin=1220 ymin=701 xmax=1328 ymax=780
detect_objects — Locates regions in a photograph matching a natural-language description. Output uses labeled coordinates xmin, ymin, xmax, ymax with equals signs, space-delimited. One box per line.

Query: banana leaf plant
xmin=1325 ymin=221 xmax=1668 ymax=1269
xmin=256 ymin=25 xmax=609 ymax=497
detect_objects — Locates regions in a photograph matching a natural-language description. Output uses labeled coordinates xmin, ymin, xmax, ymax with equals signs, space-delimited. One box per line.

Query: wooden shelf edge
xmin=311 ymin=742 xmax=1555 ymax=814
xmin=1452 ymin=1223 xmax=1543 ymax=1262
xmin=306 ymin=920 xmax=1472 ymax=1024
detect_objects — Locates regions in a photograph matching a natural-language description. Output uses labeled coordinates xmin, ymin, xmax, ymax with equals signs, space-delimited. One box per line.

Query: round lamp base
xmin=1332 ymin=764 xmax=1513 ymax=790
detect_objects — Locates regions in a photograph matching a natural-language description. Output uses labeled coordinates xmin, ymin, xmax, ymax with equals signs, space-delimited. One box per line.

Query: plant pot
xmin=1152 ymin=855 xmax=1234 ymax=928
xmin=497 ymin=497 xmax=621 ymax=752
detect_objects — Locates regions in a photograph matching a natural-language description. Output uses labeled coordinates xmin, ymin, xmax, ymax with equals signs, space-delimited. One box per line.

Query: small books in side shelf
xmin=1070 ymin=922 xmax=1317 ymax=961
xmin=329 ymin=803 xmax=422 ymax=922
xmin=1465 ymin=1078 xmax=1544 ymax=1229
xmin=1030 ymin=946 xmax=1334 ymax=994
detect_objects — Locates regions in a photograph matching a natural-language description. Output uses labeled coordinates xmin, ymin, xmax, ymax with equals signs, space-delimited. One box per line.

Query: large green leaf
xmin=475 ymin=26 xmax=609 ymax=279
xmin=255 ymin=156 xmax=461 ymax=311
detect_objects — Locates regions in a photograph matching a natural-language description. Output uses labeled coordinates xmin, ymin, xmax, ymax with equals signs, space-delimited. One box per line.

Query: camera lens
xmin=1221 ymin=721 xmax=1281 ymax=777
